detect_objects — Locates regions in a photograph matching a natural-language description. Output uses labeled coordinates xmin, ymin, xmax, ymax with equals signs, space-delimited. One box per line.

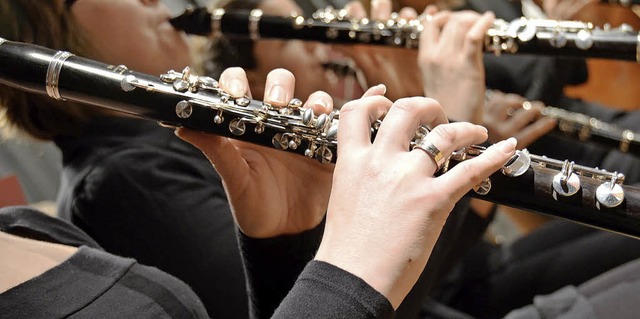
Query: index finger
xmin=337 ymin=95 xmax=392 ymax=153
xmin=436 ymin=138 xmax=517 ymax=200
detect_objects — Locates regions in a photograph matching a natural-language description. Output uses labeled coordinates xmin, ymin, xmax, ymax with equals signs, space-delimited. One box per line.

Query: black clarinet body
xmin=0 ymin=39 xmax=338 ymax=162
xmin=170 ymin=7 xmax=640 ymax=63
xmin=445 ymin=150 xmax=640 ymax=238
xmin=1 ymin=38 xmax=639 ymax=238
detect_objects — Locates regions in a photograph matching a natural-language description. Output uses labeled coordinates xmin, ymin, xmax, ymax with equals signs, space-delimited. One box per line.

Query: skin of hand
xmin=484 ymin=90 xmax=557 ymax=150
xmin=418 ymin=9 xmax=495 ymax=123
xmin=176 ymin=68 xmax=337 ymax=238
xmin=334 ymin=0 xmax=425 ymax=101
xmin=314 ymin=96 xmax=517 ymax=309
xmin=540 ymin=0 xmax=596 ymax=20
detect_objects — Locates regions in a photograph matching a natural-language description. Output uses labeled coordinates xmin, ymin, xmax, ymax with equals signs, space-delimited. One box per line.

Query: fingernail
xmin=312 ymin=98 xmax=330 ymax=112
xmin=477 ymin=125 xmax=488 ymax=134
xmin=500 ymin=137 xmax=517 ymax=152
xmin=227 ymin=78 xmax=246 ymax=97
xmin=267 ymin=85 xmax=287 ymax=105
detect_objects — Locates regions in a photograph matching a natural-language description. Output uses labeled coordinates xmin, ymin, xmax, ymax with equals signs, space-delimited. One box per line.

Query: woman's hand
xmin=176 ymin=68 xmax=343 ymax=238
xmin=540 ymin=0 xmax=596 ymax=20
xmin=484 ymin=90 xmax=557 ymax=149
xmin=334 ymin=0 xmax=424 ymax=101
xmin=315 ymin=96 xmax=516 ymax=308
xmin=419 ymin=9 xmax=495 ymax=123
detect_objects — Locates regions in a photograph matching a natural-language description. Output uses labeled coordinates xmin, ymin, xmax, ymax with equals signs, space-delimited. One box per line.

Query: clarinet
xmin=541 ymin=104 xmax=640 ymax=155
xmin=1 ymin=38 xmax=639 ymax=238
xmin=485 ymin=91 xmax=640 ymax=156
xmin=169 ymin=7 xmax=640 ymax=63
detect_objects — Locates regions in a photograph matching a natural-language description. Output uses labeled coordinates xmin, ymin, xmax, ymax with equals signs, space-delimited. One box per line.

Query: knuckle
xmin=460 ymin=162 xmax=486 ymax=185
xmin=431 ymin=124 xmax=457 ymax=145
xmin=340 ymin=100 xmax=359 ymax=114
xmin=393 ymin=97 xmax=442 ymax=119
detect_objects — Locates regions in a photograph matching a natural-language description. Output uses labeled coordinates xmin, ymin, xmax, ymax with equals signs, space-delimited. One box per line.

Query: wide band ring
xmin=413 ymin=138 xmax=446 ymax=172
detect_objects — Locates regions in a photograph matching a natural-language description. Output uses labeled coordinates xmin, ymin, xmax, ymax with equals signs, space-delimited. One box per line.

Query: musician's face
xmin=250 ymin=0 xmax=362 ymax=105
xmin=70 ymin=0 xmax=192 ymax=75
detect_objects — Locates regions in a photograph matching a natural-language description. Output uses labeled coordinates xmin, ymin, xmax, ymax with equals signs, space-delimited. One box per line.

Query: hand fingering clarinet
xmin=1 ymin=38 xmax=639 ymax=238
xmin=169 ymin=7 xmax=640 ymax=63
xmin=485 ymin=91 xmax=640 ymax=156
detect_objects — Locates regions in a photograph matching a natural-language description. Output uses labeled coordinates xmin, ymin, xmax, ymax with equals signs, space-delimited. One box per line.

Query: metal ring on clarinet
xmin=46 ymin=51 xmax=74 ymax=101
xmin=0 ymin=37 xmax=6 ymax=46
xmin=413 ymin=138 xmax=446 ymax=173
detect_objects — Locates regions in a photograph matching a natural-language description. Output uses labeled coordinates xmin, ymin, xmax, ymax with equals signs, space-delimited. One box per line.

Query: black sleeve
xmin=273 ymin=261 xmax=395 ymax=319
xmin=396 ymin=197 xmax=493 ymax=318
xmin=238 ymin=222 xmax=324 ymax=319
xmin=64 ymin=147 xmax=248 ymax=318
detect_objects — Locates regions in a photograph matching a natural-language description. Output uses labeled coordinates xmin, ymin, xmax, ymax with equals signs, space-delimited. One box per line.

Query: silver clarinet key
xmin=596 ymin=174 xmax=625 ymax=209
xmin=552 ymin=160 xmax=581 ymax=198
xmin=502 ymin=149 xmax=531 ymax=177
xmin=575 ymin=29 xmax=594 ymax=50
xmin=272 ymin=133 xmax=289 ymax=150
xmin=229 ymin=118 xmax=246 ymax=136
xmin=175 ymin=101 xmax=192 ymax=119
xmin=315 ymin=145 xmax=334 ymax=164
xmin=473 ymin=178 xmax=492 ymax=195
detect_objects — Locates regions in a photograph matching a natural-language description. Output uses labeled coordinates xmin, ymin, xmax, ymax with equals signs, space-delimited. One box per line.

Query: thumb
xmin=175 ymin=128 xmax=250 ymax=192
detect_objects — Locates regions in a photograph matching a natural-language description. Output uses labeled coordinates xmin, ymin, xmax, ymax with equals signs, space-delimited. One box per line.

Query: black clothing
xmin=397 ymin=199 xmax=493 ymax=319
xmin=275 ymin=261 xmax=394 ymax=318
xmin=0 ymin=206 xmax=394 ymax=319
xmin=0 ymin=207 xmax=209 ymax=319
xmin=4 ymin=207 xmax=640 ymax=319
xmin=238 ymin=222 xmax=326 ymax=318
xmin=436 ymin=220 xmax=640 ymax=318
xmin=240 ymin=219 xmax=394 ymax=318
xmin=55 ymin=117 xmax=248 ymax=318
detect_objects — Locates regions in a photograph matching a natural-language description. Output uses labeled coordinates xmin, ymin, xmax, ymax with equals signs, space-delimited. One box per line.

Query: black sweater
xmin=0 ymin=207 xmax=393 ymax=319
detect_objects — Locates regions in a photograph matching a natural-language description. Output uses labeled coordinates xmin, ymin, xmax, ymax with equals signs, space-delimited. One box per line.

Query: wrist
xmin=314 ymin=228 xmax=442 ymax=309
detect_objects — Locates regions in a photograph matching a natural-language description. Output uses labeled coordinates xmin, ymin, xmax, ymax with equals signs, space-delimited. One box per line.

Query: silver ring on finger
xmin=412 ymin=138 xmax=446 ymax=172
